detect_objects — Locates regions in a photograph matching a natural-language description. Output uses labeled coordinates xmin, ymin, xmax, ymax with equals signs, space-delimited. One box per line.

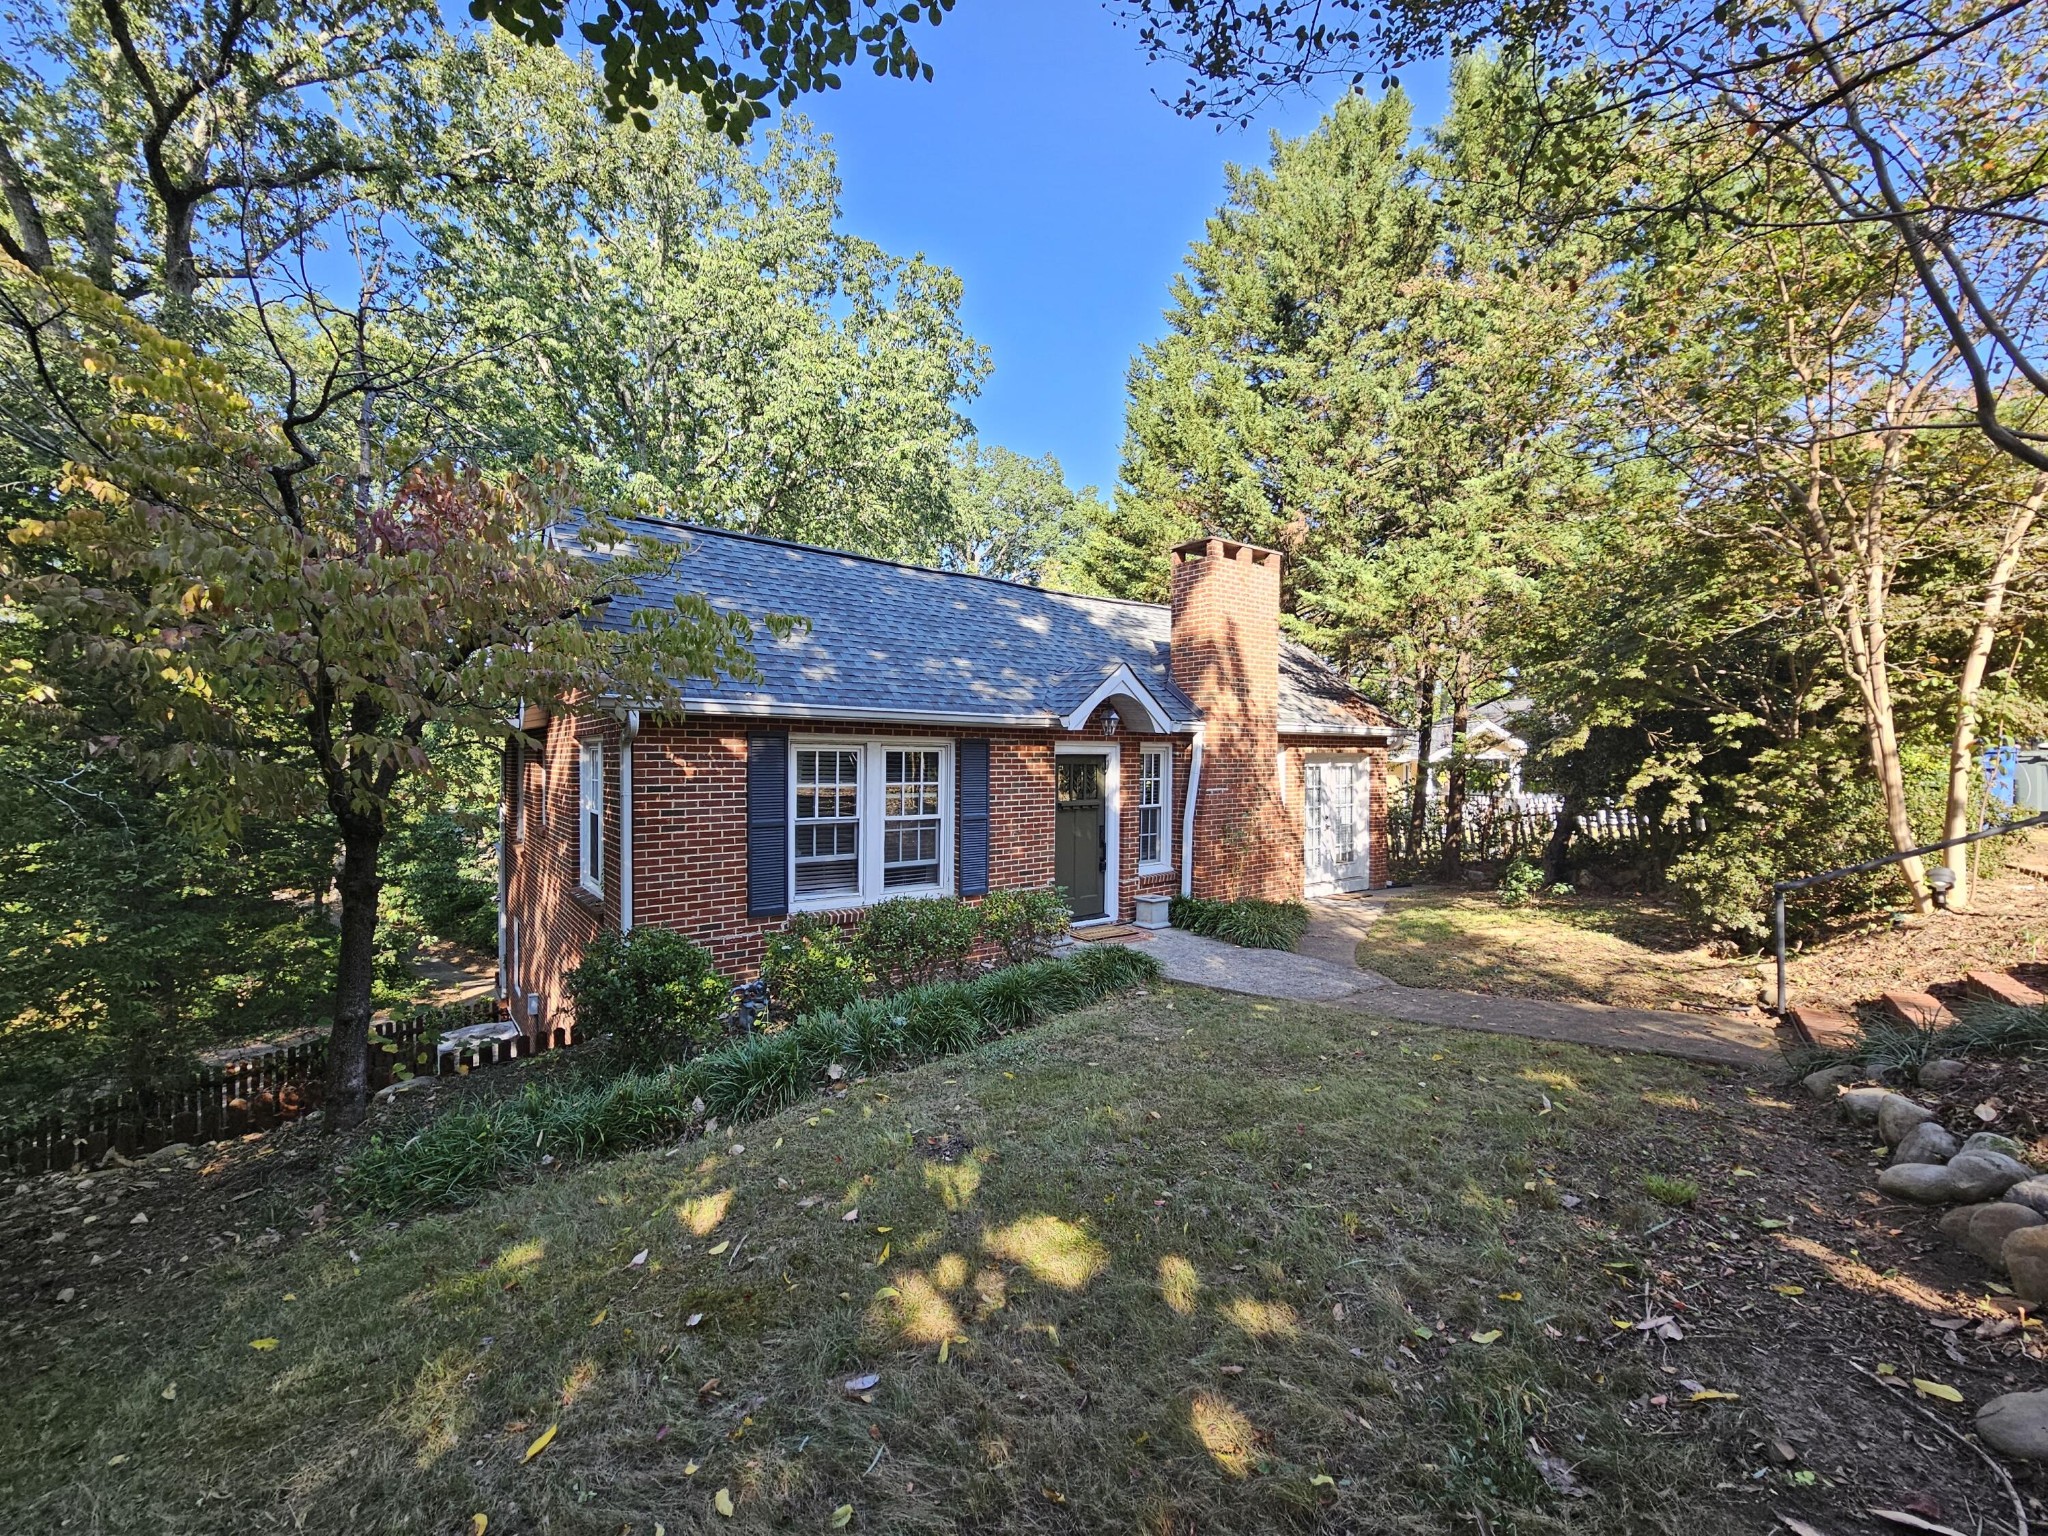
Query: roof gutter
xmin=1180 ymin=726 xmax=1204 ymax=899
xmin=620 ymin=709 xmax=641 ymax=933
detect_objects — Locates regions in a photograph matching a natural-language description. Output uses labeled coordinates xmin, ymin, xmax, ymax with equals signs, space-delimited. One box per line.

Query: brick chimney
xmin=1169 ymin=537 xmax=1290 ymax=900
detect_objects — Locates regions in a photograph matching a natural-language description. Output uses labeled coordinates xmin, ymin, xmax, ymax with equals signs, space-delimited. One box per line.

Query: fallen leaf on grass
xmin=1469 ymin=1329 xmax=1502 ymax=1345
xmin=938 ymin=1338 xmax=951 ymax=1364
xmin=1772 ymin=1285 xmax=1806 ymax=1297
xmin=1756 ymin=1218 xmax=1789 ymax=1231
xmin=1525 ymin=1438 xmax=1589 ymax=1498
xmin=844 ymin=1372 xmax=881 ymax=1397
xmin=1498 ymin=1291 xmax=1522 ymax=1303
xmin=841 ymin=1208 xmax=859 ymax=1223
xmin=1689 ymin=1389 xmax=1740 ymax=1403
xmin=1310 ymin=1474 xmax=1336 ymax=1489
xmin=470 ymin=1517 xmax=487 ymax=1535
xmin=589 ymin=1309 xmax=607 ymax=1327
xmin=249 ymin=1338 xmax=278 ymax=1351
xmin=713 ymin=1487 xmax=735 ymax=1517
xmin=831 ymin=1506 xmax=854 ymax=1529
xmin=873 ymin=1285 xmax=900 ymax=1300
xmin=1042 ymin=1489 xmax=1066 ymax=1505
xmin=707 ymin=1240 xmax=730 ymax=1257
xmin=1775 ymin=1516 xmax=1828 ymax=1536
xmin=683 ymin=1460 xmax=700 ymax=1475
xmin=1911 ymin=1379 xmax=1963 ymax=1403
xmin=160 ymin=1383 xmax=176 ymax=1401
xmin=628 ymin=1249 xmax=648 ymax=1269
xmin=523 ymin=1425 xmax=557 ymax=1463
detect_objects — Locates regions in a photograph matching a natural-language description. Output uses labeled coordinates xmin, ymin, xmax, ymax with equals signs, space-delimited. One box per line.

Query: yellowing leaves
xmin=1468 ymin=1329 xmax=1503 ymax=1345
xmin=713 ymin=1486 xmax=735 ymax=1517
xmin=1913 ymin=1378 xmax=1964 ymax=1403
xmin=248 ymin=1338 xmax=279 ymax=1351
xmin=523 ymin=1424 xmax=558 ymax=1463
xmin=470 ymin=1517 xmax=487 ymax=1535
xmin=830 ymin=1505 xmax=854 ymax=1528
xmin=1688 ymin=1389 xmax=1740 ymax=1403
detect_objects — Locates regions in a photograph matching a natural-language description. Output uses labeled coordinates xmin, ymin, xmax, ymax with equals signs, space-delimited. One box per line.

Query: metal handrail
xmin=1771 ymin=810 xmax=2048 ymax=1015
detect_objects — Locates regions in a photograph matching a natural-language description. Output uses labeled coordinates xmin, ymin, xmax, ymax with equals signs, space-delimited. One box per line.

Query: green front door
xmin=1055 ymin=755 xmax=1108 ymax=920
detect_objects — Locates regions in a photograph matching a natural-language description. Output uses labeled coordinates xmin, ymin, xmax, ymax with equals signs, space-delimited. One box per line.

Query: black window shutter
xmin=746 ymin=733 xmax=790 ymax=918
xmin=958 ymin=738 xmax=990 ymax=897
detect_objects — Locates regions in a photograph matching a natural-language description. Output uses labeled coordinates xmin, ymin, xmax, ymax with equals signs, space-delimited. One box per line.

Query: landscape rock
xmin=1977 ymin=1392 xmax=2048 ymax=1461
xmin=1877 ymin=1162 xmax=1962 ymax=1203
xmin=1893 ymin=1121 xmax=1959 ymax=1166
xmin=1948 ymin=1150 xmax=2036 ymax=1201
xmin=1878 ymin=1095 xmax=1938 ymax=1147
xmin=1942 ymin=1203 xmax=2000 ymax=1243
xmin=1918 ymin=1058 xmax=1968 ymax=1088
xmin=2005 ymin=1178 xmax=2048 ymax=1216
xmin=1801 ymin=1065 xmax=1861 ymax=1099
xmin=1966 ymin=1203 xmax=2046 ymax=1267
xmin=2006 ymin=1227 xmax=2048 ymax=1306
xmin=1838 ymin=1087 xmax=1891 ymax=1125
xmin=1963 ymin=1132 xmax=2030 ymax=1161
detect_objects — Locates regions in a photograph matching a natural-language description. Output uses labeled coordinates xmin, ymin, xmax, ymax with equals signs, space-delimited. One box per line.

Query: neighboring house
xmin=499 ymin=525 xmax=1396 ymax=1037
xmin=1388 ymin=697 xmax=1531 ymax=796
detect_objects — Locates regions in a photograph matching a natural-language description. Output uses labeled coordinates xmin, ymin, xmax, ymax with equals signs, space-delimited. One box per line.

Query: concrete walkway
xmin=1142 ymin=908 xmax=1777 ymax=1070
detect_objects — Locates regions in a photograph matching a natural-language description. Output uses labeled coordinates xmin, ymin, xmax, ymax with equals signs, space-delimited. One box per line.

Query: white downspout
xmin=497 ymin=740 xmax=512 ymax=1002
xmin=620 ymin=710 xmax=641 ymax=932
xmin=1180 ymin=726 xmax=1205 ymax=899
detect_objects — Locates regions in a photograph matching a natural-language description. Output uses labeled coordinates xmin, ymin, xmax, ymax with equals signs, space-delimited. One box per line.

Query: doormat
xmin=1069 ymin=924 xmax=1153 ymax=944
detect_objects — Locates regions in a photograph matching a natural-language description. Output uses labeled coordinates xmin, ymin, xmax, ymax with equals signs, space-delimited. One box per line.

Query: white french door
xmin=1303 ymin=758 xmax=1371 ymax=896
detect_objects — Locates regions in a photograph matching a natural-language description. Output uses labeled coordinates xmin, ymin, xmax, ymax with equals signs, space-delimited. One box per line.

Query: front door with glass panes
xmin=1055 ymin=754 xmax=1108 ymax=920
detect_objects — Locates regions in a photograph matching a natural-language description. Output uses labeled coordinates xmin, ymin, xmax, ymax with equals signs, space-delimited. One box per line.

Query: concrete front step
xmin=1966 ymin=970 xmax=2048 ymax=1008
xmin=1878 ymin=989 xmax=1958 ymax=1032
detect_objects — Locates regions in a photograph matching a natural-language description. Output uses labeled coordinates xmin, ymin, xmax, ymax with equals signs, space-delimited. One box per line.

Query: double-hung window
xmin=794 ymin=747 xmax=863 ymax=900
xmin=1138 ymin=744 xmax=1171 ymax=871
xmin=882 ymin=749 xmax=943 ymax=888
xmin=792 ymin=740 xmax=952 ymax=906
xmin=578 ymin=739 xmax=604 ymax=894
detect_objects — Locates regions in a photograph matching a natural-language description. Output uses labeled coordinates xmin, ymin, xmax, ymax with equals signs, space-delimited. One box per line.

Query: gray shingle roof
xmin=567 ymin=519 xmax=1390 ymax=737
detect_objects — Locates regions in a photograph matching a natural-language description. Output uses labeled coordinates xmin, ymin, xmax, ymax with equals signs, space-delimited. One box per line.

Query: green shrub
xmin=1169 ymin=895 xmax=1310 ymax=950
xmin=857 ymin=895 xmax=982 ymax=987
xmin=1496 ymin=856 xmax=1544 ymax=909
xmin=978 ymin=887 xmax=1072 ymax=963
xmin=762 ymin=913 xmax=867 ymax=1017
xmin=565 ymin=927 xmax=730 ymax=1071
xmin=699 ymin=1030 xmax=811 ymax=1121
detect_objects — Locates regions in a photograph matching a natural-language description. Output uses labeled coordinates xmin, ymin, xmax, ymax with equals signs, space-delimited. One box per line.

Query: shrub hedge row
xmin=342 ymin=942 xmax=1161 ymax=1217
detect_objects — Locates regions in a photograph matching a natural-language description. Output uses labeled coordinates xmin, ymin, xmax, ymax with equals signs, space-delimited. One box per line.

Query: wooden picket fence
xmin=0 ymin=996 xmax=550 ymax=1176
xmin=1391 ymin=793 xmax=1702 ymax=878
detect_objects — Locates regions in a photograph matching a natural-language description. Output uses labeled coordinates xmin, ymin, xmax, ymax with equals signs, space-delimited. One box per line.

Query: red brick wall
xmin=1170 ymin=538 xmax=1294 ymax=901
xmin=502 ymin=707 xmax=1194 ymax=1034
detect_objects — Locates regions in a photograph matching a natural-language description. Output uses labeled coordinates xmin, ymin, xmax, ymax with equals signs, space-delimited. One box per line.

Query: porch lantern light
xmin=1105 ymin=707 xmax=1120 ymax=735
xmin=1927 ymin=864 xmax=1957 ymax=910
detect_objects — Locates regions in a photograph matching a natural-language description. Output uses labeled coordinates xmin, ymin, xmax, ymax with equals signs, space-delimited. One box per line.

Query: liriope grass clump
xmin=342 ymin=945 xmax=1162 ymax=1218
xmin=1169 ymin=894 xmax=1311 ymax=950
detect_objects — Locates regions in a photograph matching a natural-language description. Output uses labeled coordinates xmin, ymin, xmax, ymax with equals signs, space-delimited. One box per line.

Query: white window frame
xmin=578 ymin=738 xmax=604 ymax=896
xmin=1137 ymin=743 xmax=1173 ymax=875
xmin=789 ymin=737 xmax=955 ymax=911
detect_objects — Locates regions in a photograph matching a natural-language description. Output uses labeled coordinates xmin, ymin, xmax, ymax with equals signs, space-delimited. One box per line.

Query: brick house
xmin=499 ymin=522 xmax=1397 ymax=1037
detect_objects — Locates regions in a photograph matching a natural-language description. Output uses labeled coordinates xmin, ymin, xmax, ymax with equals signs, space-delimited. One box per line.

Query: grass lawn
xmin=3 ymin=985 xmax=2029 ymax=1534
xmin=1356 ymin=890 xmax=1763 ymax=1013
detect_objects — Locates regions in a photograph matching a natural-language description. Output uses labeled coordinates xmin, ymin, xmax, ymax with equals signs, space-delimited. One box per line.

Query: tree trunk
xmin=1543 ymin=789 xmax=1580 ymax=886
xmin=325 ymin=818 xmax=385 ymax=1128
xmin=1408 ymin=670 xmax=1436 ymax=865
xmin=1440 ymin=666 xmax=1470 ymax=880
xmin=1940 ymin=475 xmax=2046 ymax=909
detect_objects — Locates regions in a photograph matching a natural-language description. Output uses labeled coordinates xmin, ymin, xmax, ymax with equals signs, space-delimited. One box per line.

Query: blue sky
xmin=799 ymin=1 xmax=1450 ymax=496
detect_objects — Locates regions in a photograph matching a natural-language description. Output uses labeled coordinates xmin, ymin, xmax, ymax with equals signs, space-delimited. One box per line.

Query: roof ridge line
xmin=602 ymin=514 xmax=1172 ymax=612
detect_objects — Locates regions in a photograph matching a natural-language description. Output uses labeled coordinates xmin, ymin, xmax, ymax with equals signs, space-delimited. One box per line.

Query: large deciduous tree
xmin=423 ymin=41 xmax=986 ymax=561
